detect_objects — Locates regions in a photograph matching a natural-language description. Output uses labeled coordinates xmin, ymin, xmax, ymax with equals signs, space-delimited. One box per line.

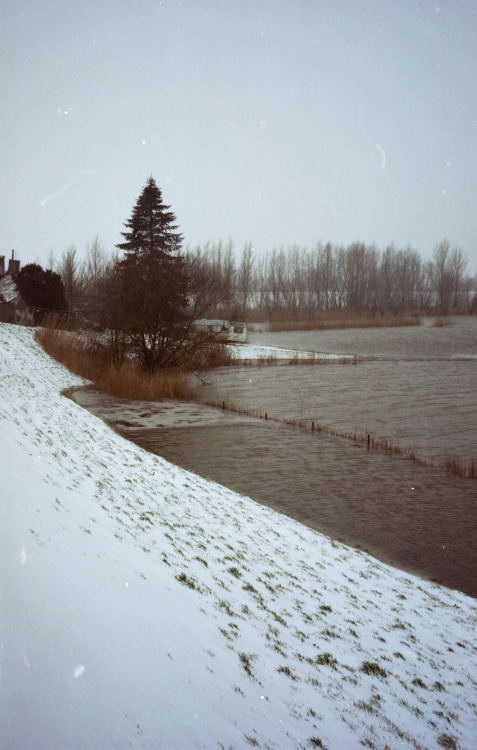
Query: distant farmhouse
xmin=0 ymin=252 xmax=34 ymax=325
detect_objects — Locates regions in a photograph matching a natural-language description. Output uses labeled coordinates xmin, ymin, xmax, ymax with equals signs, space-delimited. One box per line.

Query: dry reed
xmin=269 ymin=312 xmax=421 ymax=333
xmin=236 ymin=353 xmax=360 ymax=367
xmin=433 ymin=317 xmax=456 ymax=328
xmin=444 ymin=454 xmax=477 ymax=479
xmin=35 ymin=323 xmax=193 ymax=401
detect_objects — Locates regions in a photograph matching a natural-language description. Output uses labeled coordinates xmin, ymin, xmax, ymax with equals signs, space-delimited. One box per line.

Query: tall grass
xmin=444 ymin=454 xmax=477 ymax=479
xmin=433 ymin=317 xmax=456 ymax=328
xmin=236 ymin=353 xmax=361 ymax=366
xmin=35 ymin=322 xmax=193 ymax=401
xmin=268 ymin=311 xmax=421 ymax=332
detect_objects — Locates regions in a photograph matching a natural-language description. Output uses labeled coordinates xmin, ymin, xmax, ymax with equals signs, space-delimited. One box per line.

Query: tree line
xmin=185 ymin=239 xmax=475 ymax=319
xmin=44 ymin=218 xmax=474 ymax=325
xmin=22 ymin=177 xmax=475 ymax=373
xmin=52 ymin=236 xmax=472 ymax=322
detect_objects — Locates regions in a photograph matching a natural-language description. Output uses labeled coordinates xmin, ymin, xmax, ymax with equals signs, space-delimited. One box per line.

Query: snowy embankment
xmin=0 ymin=323 xmax=475 ymax=750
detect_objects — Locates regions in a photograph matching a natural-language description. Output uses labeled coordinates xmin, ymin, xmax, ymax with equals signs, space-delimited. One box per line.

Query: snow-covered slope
xmin=0 ymin=322 xmax=475 ymax=750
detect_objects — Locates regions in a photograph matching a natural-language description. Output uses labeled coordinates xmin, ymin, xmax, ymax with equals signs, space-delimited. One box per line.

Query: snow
xmin=0 ymin=274 xmax=19 ymax=303
xmin=1 ymin=322 xmax=476 ymax=750
xmin=71 ymin=387 xmax=260 ymax=431
xmin=230 ymin=342 xmax=352 ymax=361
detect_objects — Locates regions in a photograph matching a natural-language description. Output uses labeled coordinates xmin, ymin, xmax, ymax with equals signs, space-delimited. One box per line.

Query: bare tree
xmin=186 ymin=245 xmax=229 ymax=318
xmin=46 ymin=249 xmax=56 ymax=272
xmin=255 ymin=253 xmax=269 ymax=310
xmin=221 ymin=240 xmax=237 ymax=315
xmin=57 ymin=245 xmax=86 ymax=321
xmin=418 ymin=261 xmax=434 ymax=312
xmin=400 ymin=247 xmax=422 ymax=311
xmin=321 ymin=242 xmax=337 ymax=311
xmin=379 ymin=244 xmax=398 ymax=312
xmin=181 ymin=237 xmax=472 ymax=320
xmin=185 ymin=241 xmax=238 ymax=317
xmin=85 ymin=235 xmax=109 ymax=288
xmin=431 ymin=240 xmax=453 ymax=314
xmin=305 ymin=246 xmax=321 ymax=317
xmin=267 ymin=249 xmax=286 ymax=316
xmin=237 ymin=241 xmax=255 ymax=316
xmin=449 ymin=246 xmax=468 ymax=309
xmin=99 ymin=265 xmax=130 ymax=368
xmin=345 ymin=242 xmax=377 ymax=312
xmin=285 ymin=245 xmax=307 ymax=317
xmin=335 ymin=246 xmax=348 ymax=309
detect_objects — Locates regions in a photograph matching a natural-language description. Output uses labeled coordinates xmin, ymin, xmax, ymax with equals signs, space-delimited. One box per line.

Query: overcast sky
xmin=1 ymin=0 xmax=476 ymax=273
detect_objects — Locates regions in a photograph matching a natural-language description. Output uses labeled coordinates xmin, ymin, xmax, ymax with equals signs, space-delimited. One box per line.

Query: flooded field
xmin=197 ymin=317 xmax=477 ymax=462
xmin=71 ymin=317 xmax=477 ymax=598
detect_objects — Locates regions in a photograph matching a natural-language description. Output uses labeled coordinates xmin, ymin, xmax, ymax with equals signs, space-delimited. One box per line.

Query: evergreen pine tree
xmin=111 ymin=177 xmax=189 ymax=373
xmin=116 ymin=176 xmax=183 ymax=261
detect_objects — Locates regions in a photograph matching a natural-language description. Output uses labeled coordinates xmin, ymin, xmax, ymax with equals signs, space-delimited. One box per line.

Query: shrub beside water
xmin=34 ymin=322 xmax=193 ymax=401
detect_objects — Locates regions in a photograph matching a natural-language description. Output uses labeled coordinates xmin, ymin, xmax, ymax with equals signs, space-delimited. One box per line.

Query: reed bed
xmin=444 ymin=454 xmax=477 ymax=479
xmin=433 ymin=317 xmax=456 ymax=328
xmin=205 ymin=397 xmax=476 ymax=479
xmin=34 ymin=325 xmax=193 ymax=401
xmin=235 ymin=354 xmax=361 ymax=367
xmin=268 ymin=312 xmax=421 ymax=332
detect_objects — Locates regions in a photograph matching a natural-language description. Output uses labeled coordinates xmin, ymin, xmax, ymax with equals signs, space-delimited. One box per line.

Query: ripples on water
xmin=196 ymin=359 xmax=477 ymax=460
xmin=198 ymin=317 xmax=477 ymax=462
xmin=125 ymin=421 xmax=476 ymax=597
xmin=72 ymin=318 xmax=477 ymax=598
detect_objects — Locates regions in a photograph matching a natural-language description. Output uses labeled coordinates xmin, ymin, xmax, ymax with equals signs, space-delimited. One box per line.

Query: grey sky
xmin=1 ymin=0 xmax=476 ymax=273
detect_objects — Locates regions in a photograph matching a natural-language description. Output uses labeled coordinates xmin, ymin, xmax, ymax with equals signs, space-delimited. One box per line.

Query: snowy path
xmin=1 ymin=323 xmax=476 ymax=749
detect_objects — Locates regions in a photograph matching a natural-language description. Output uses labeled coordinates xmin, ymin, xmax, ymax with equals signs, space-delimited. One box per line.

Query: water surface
xmin=71 ymin=317 xmax=477 ymax=598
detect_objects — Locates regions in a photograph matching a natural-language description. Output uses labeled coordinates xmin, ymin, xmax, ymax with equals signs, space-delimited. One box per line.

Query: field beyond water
xmin=1 ymin=322 xmax=476 ymax=749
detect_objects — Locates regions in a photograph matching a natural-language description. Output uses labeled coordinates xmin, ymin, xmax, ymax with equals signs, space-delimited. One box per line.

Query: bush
xmin=34 ymin=322 xmax=193 ymax=401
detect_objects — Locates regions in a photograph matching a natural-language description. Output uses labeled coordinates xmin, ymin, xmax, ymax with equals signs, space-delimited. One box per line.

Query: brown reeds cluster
xmin=234 ymin=353 xmax=360 ymax=367
xmin=433 ymin=317 xmax=456 ymax=328
xmin=34 ymin=322 xmax=193 ymax=401
xmin=268 ymin=311 xmax=421 ymax=333
xmin=445 ymin=454 xmax=477 ymax=479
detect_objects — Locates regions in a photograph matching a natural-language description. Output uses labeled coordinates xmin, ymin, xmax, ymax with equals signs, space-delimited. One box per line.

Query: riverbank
xmin=1 ymin=322 xmax=476 ymax=749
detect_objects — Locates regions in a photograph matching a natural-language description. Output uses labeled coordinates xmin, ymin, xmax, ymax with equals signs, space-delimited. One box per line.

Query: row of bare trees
xmin=48 ymin=237 xmax=475 ymax=325
xmin=48 ymin=235 xmax=118 ymax=322
xmin=186 ymin=239 xmax=475 ymax=318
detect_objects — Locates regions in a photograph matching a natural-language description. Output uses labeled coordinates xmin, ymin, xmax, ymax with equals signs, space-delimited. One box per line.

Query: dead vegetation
xmin=35 ymin=319 xmax=193 ymax=401
xmin=236 ymin=353 xmax=361 ymax=367
xmin=267 ymin=311 xmax=421 ymax=332
xmin=433 ymin=317 xmax=456 ymax=328
xmin=444 ymin=454 xmax=477 ymax=479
